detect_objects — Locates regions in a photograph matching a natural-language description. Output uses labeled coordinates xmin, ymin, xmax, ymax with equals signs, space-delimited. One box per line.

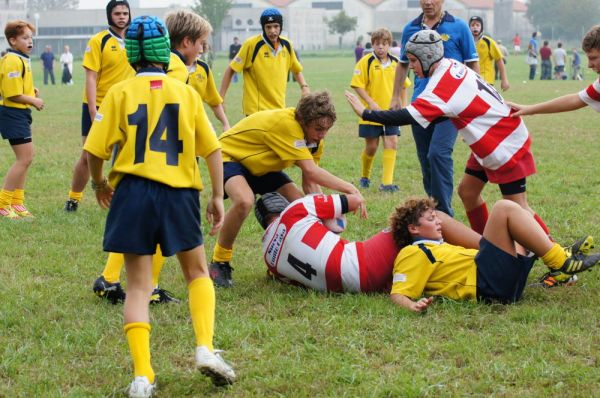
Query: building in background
xmin=0 ymin=0 xmax=27 ymax=50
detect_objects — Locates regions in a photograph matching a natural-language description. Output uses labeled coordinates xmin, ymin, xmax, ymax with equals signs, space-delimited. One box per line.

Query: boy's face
xmin=469 ymin=21 xmax=482 ymax=38
xmin=409 ymin=208 xmax=442 ymax=240
xmin=181 ymin=33 xmax=208 ymax=65
xmin=407 ymin=53 xmax=425 ymax=78
xmin=111 ymin=5 xmax=130 ymax=30
xmin=372 ymin=39 xmax=390 ymax=59
xmin=585 ymin=48 xmax=600 ymax=74
xmin=9 ymin=27 xmax=34 ymax=54
xmin=264 ymin=22 xmax=281 ymax=43
xmin=302 ymin=117 xmax=333 ymax=144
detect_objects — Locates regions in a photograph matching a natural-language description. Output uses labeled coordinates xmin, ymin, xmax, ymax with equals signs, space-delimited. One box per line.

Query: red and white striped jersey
xmin=407 ymin=58 xmax=531 ymax=172
xmin=261 ymin=194 xmax=399 ymax=293
xmin=579 ymin=78 xmax=600 ymax=112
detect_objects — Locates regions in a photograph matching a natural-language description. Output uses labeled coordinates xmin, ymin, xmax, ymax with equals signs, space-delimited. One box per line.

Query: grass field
xmin=1 ymin=53 xmax=599 ymax=397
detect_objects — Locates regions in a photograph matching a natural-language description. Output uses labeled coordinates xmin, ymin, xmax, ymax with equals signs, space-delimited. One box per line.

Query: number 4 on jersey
xmin=128 ymin=103 xmax=183 ymax=165
xmin=288 ymin=254 xmax=317 ymax=280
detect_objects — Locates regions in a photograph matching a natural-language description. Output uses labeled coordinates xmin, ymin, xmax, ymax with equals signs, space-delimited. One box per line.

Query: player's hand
xmin=34 ymin=87 xmax=40 ymax=98
xmin=206 ymin=196 xmax=224 ymax=236
xmin=501 ymin=79 xmax=510 ymax=92
xmin=32 ymin=98 xmax=44 ymax=111
xmin=300 ymin=85 xmax=311 ymax=97
xmin=344 ymin=90 xmax=366 ymax=117
xmin=94 ymin=182 xmax=114 ymax=209
xmin=506 ymin=101 xmax=526 ymax=117
xmin=389 ymin=96 xmax=402 ymax=110
xmin=411 ymin=297 xmax=433 ymax=313
xmin=222 ymin=122 xmax=231 ymax=132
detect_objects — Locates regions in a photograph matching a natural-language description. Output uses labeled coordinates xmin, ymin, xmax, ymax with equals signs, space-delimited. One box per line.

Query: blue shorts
xmin=81 ymin=104 xmax=98 ymax=136
xmin=103 ymin=175 xmax=203 ymax=257
xmin=475 ymin=238 xmax=536 ymax=303
xmin=358 ymin=124 xmax=400 ymax=138
xmin=0 ymin=105 xmax=32 ymax=141
xmin=223 ymin=162 xmax=292 ymax=198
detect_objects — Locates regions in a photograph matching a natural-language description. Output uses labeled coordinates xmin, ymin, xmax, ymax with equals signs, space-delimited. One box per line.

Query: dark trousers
xmin=43 ymin=68 xmax=55 ymax=85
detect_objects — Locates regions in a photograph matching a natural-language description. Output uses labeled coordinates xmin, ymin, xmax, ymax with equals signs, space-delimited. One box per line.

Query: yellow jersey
xmin=229 ymin=34 xmax=302 ymax=115
xmin=351 ymin=53 xmax=411 ymax=126
xmin=0 ymin=50 xmax=35 ymax=109
xmin=476 ymin=35 xmax=503 ymax=84
xmin=391 ymin=241 xmax=478 ymax=300
xmin=189 ymin=58 xmax=222 ymax=107
xmin=82 ymin=28 xmax=135 ymax=105
xmin=84 ymin=69 xmax=220 ymax=190
xmin=166 ymin=50 xmax=189 ymax=84
xmin=219 ymin=108 xmax=323 ymax=176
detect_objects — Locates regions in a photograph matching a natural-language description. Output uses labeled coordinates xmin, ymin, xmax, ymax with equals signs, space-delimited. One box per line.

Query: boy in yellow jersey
xmin=469 ymin=16 xmax=509 ymax=91
xmin=0 ymin=20 xmax=44 ymax=219
xmin=351 ymin=27 xmax=411 ymax=193
xmin=389 ymin=197 xmax=599 ymax=312
xmin=84 ymin=16 xmax=235 ymax=397
xmin=209 ymin=91 xmax=366 ymax=287
xmin=64 ymin=0 xmax=134 ymax=213
xmin=219 ymin=7 xmax=309 ymax=115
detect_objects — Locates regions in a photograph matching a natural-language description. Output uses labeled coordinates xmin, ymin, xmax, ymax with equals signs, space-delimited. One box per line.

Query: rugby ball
xmin=323 ymin=215 xmax=347 ymax=234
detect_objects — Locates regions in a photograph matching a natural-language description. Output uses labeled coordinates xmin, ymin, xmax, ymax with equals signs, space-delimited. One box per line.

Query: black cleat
xmin=64 ymin=199 xmax=79 ymax=212
xmin=149 ymin=286 xmax=180 ymax=304
xmin=209 ymin=261 xmax=234 ymax=288
xmin=93 ymin=275 xmax=126 ymax=304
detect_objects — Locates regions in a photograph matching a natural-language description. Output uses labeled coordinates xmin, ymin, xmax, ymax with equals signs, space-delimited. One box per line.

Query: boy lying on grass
xmin=389 ymin=197 xmax=598 ymax=312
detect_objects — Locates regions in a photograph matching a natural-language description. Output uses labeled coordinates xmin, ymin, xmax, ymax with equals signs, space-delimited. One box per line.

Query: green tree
xmin=192 ymin=0 xmax=234 ymax=50
xmin=527 ymin=0 xmax=600 ymax=40
xmin=29 ymin=0 xmax=79 ymax=11
xmin=326 ymin=10 xmax=358 ymax=49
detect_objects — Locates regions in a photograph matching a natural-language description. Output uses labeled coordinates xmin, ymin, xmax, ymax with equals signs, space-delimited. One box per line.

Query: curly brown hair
xmin=389 ymin=197 xmax=437 ymax=248
xmin=294 ymin=91 xmax=337 ymax=127
xmin=582 ymin=25 xmax=600 ymax=53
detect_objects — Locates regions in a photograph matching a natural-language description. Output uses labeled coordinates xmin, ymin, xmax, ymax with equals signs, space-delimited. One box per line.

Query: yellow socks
xmin=213 ymin=243 xmax=233 ymax=263
xmin=188 ymin=277 xmax=215 ymax=350
xmin=124 ymin=322 xmax=155 ymax=384
xmin=0 ymin=189 xmax=13 ymax=209
xmin=151 ymin=245 xmax=165 ymax=287
xmin=360 ymin=151 xmax=375 ymax=180
xmin=541 ymin=243 xmax=567 ymax=270
xmin=381 ymin=148 xmax=397 ymax=186
xmin=11 ymin=189 xmax=24 ymax=205
xmin=69 ymin=190 xmax=83 ymax=202
xmin=102 ymin=252 xmax=124 ymax=283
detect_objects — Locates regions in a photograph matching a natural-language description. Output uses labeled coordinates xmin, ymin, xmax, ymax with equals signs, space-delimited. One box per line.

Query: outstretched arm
xmin=510 ymin=93 xmax=587 ymax=116
xmin=345 ymin=90 xmax=416 ymax=126
xmin=391 ymin=294 xmax=433 ymax=313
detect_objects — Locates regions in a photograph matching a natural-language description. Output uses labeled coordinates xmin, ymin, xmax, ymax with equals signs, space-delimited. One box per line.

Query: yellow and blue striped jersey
xmin=476 ymin=35 xmax=503 ymax=84
xmin=189 ymin=58 xmax=222 ymax=107
xmin=0 ymin=50 xmax=34 ymax=109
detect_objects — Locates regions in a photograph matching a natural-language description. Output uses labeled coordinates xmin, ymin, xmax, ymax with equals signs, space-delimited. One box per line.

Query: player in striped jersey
xmin=345 ymin=30 xmax=551 ymax=239
xmin=255 ymin=192 xmax=481 ymax=293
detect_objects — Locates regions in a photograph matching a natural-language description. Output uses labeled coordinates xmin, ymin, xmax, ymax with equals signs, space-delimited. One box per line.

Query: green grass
xmin=1 ymin=54 xmax=599 ymax=397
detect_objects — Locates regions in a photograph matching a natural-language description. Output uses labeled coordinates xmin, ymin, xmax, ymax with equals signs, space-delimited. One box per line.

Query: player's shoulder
xmin=194 ymin=58 xmax=211 ymax=75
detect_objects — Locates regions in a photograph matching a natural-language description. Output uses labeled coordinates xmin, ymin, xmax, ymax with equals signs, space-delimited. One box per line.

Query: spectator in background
xmin=512 ymin=32 xmax=521 ymax=54
xmin=60 ymin=45 xmax=73 ymax=85
xmin=40 ymin=45 xmax=55 ymax=85
xmin=571 ymin=48 xmax=582 ymax=80
xmin=527 ymin=32 xmax=538 ymax=80
xmin=539 ymin=40 xmax=552 ymax=80
xmin=354 ymin=40 xmax=364 ymax=62
xmin=229 ymin=36 xmax=241 ymax=83
xmin=201 ymin=42 xmax=214 ymax=69
xmin=362 ymin=42 xmax=373 ymax=57
xmin=495 ymin=39 xmax=509 ymax=81
xmin=390 ymin=40 xmax=401 ymax=58
xmin=553 ymin=42 xmax=567 ymax=80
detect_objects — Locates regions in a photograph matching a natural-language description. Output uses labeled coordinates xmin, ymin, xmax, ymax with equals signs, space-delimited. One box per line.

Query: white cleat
xmin=195 ymin=346 xmax=236 ymax=386
xmin=128 ymin=376 xmax=155 ymax=398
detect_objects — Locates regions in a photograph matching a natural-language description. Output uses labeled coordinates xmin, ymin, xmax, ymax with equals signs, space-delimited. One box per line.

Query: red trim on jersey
xmin=432 ymin=65 xmax=465 ymax=102
xmin=355 ymin=242 xmax=369 ymax=292
xmin=301 ymin=222 xmax=328 ymax=250
xmin=586 ymin=83 xmax=600 ymax=102
xmin=313 ymin=195 xmax=336 ymax=219
xmin=453 ymin=95 xmax=491 ymax=130
xmin=411 ymin=98 xmax=445 ymax=122
xmin=493 ymin=136 xmax=532 ymax=173
xmin=469 ymin=115 xmax=523 ymax=159
xmin=281 ymin=203 xmax=308 ymax=230
xmin=325 ymin=241 xmax=345 ymax=292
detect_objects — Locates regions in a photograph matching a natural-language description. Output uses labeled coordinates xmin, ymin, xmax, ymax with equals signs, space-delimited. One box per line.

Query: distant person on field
xmin=469 ymin=16 xmax=509 ymax=91
xmin=84 ymin=15 xmax=235 ymax=397
xmin=350 ymin=27 xmax=411 ymax=193
xmin=0 ymin=20 xmax=44 ymax=219
xmin=40 ymin=45 xmax=55 ymax=85
xmin=219 ymin=7 xmax=309 ymax=115
xmin=354 ymin=40 xmax=364 ymax=62
xmin=571 ymin=48 xmax=582 ymax=80
xmin=388 ymin=197 xmax=599 ymax=312
xmin=362 ymin=42 xmax=373 ymax=57
xmin=553 ymin=42 xmax=567 ymax=80
xmin=63 ymin=0 xmax=135 ymax=213
xmin=495 ymin=39 xmax=509 ymax=81
xmin=228 ymin=36 xmax=241 ymax=82
xmin=60 ymin=45 xmax=73 ymax=85
xmin=512 ymin=32 xmax=521 ymax=54
xmin=539 ymin=40 xmax=552 ymax=80
xmin=527 ymin=32 xmax=538 ymax=80
xmin=390 ymin=40 xmax=401 ymax=58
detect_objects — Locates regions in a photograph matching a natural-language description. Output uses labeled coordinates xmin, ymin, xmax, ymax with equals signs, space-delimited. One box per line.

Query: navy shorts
xmin=475 ymin=238 xmax=536 ymax=303
xmin=358 ymin=124 xmax=400 ymax=138
xmin=223 ymin=162 xmax=292 ymax=197
xmin=103 ymin=175 xmax=203 ymax=257
xmin=0 ymin=105 xmax=32 ymax=141
xmin=81 ymin=104 xmax=98 ymax=136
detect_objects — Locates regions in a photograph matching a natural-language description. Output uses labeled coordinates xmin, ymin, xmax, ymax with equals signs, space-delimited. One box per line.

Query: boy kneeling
xmin=389 ymin=198 xmax=599 ymax=312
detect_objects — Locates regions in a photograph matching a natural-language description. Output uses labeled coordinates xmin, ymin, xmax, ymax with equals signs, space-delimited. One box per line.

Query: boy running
xmin=84 ymin=16 xmax=235 ymax=397
xmin=0 ymin=20 xmax=44 ymax=219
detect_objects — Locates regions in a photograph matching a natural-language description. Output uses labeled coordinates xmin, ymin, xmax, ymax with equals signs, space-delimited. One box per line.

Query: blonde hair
xmin=582 ymin=25 xmax=600 ymax=53
xmin=4 ymin=20 xmax=35 ymax=42
xmin=371 ymin=28 xmax=392 ymax=45
xmin=165 ymin=10 xmax=212 ymax=48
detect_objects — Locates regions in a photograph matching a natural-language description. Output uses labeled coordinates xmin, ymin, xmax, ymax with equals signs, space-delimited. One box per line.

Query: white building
xmin=0 ymin=0 xmax=27 ymax=50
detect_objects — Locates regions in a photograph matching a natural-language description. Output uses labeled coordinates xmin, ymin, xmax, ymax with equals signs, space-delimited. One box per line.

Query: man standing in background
xmin=228 ymin=36 xmax=241 ymax=83
xmin=40 ymin=45 xmax=55 ymax=85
